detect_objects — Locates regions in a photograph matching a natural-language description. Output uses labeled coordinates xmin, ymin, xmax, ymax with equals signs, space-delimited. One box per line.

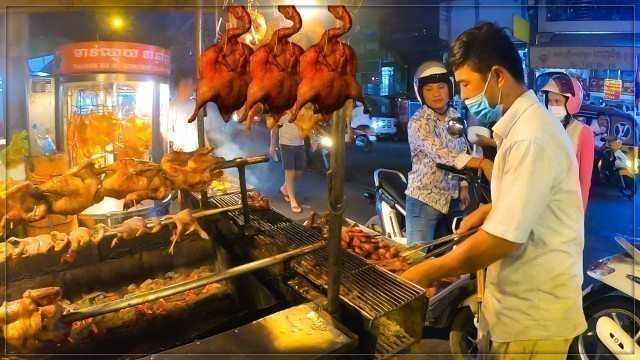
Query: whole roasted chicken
xmin=31 ymin=160 xmax=101 ymax=216
xmin=0 ymin=179 xmax=48 ymax=235
xmin=120 ymin=114 xmax=152 ymax=159
xmin=95 ymin=159 xmax=172 ymax=210
xmin=239 ymin=5 xmax=305 ymax=129
xmin=161 ymin=147 xmax=224 ymax=192
xmin=289 ymin=6 xmax=369 ymax=133
xmin=188 ymin=6 xmax=254 ymax=123
xmin=0 ymin=287 xmax=70 ymax=352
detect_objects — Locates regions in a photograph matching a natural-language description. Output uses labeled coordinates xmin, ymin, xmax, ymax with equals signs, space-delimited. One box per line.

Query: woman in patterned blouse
xmin=405 ymin=61 xmax=492 ymax=244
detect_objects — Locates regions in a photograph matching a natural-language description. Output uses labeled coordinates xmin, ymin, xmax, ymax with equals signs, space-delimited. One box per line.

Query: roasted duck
xmin=95 ymin=159 xmax=172 ymax=210
xmin=161 ymin=147 xmax=224 ymax=192
xmin=239 ymin=5 xmax=305 ymax=129
xmin=247 ymin=191 xmax=270 ymax=210
xmin=0 ymin=179 xmax=48 ymax=235
xmin=189 ymin=6 xmax=254 ymax=123
xmin=289 ymin=6 xmax=369 ymax=135
xmin=32 ymin=160 xmax=102 ymax=215
xmin=67 ymin=112 xmax=91 ymax=164
xmin=304 ymin=211 xmax=330 ymax=237
xmin=0 ymin=287 xmax=70 ymax=352
xmin=120 ymin=114 xmax=152 ymax=159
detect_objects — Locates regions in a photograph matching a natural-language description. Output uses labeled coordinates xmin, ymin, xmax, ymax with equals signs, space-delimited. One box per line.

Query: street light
xmin=111 ymin=16 xmax=124 ymax=30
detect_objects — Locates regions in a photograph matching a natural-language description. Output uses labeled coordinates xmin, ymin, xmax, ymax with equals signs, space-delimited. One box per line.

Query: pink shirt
xmin=566 ymin=120 xmax=595 ymax=211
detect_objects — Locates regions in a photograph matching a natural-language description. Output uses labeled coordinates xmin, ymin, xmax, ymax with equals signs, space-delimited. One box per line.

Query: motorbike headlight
xmin=588 ymin=258 xmax=616 ymax=276
xmin=626 ymin=159 xmax=632 ymax=169
xmin=231 ymin=113 xmax=239 ymax=122
xmin=320 ymin=137 xmax=333 ymax=147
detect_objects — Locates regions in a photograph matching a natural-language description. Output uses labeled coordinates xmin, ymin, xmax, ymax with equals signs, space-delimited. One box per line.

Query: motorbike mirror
xmin=446 ymin=117 xmax=468 ymax=138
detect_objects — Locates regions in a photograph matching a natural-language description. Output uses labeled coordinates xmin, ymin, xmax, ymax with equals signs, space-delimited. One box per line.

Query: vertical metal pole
xmin=151 ymin=82 xmax=163 ymax=163
xmin=195 ymin=3 xmax=208 ymax=209
xmin=327 ymin=107 xmax=346 ymax=319
xmin=238 ymin=165 xmax=251 ymax=227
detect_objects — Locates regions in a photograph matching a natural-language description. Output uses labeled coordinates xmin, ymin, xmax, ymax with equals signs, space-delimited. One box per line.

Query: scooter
xmin=599 ymin=141 xmax=637 ymax=199
xmin=349 ymin=126 xmax=376 ymax=152
xmin=569 ymin=237 xmax=640 ymax=359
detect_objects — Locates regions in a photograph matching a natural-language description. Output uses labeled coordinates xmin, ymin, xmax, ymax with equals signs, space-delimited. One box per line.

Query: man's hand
xmin=460 ymin=186 xmax=470 ymax=210
xmin=475 ymin=134 xmax=497 ymax=148
xmin=457 ymin=204 xmax=492 ymax=233
xmin=401 ymin=260 xmax=436 ymax=290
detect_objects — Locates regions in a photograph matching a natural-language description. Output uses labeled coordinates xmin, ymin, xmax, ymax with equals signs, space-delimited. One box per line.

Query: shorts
xmin=280 ymin=144 xmax=306 ymax=171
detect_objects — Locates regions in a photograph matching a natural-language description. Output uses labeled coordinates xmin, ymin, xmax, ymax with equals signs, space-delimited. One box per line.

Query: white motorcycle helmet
xmin=413 ymin=61 xmax=454 ymax=105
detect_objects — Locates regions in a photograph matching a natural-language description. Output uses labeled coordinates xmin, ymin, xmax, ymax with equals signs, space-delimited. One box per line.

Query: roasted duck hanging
xmin=0 ymin=180 xmax=48 ymax=236
xmin=238 ymin=5 xmax=305 ymax=130
xmin=289 ymin=5 xmax=370 ymax=137
xmin=188 ymin=6 xmax=254 ymax=124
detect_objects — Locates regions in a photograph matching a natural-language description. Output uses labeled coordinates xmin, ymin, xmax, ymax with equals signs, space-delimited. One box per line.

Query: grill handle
xmin=60 ymin=241 xmax=326 ymax=324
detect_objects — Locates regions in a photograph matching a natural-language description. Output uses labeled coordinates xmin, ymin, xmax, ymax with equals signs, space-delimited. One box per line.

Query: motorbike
xmin=309 ymin=126 xmax=376 ymax=173
xmin=569 ymin=237 xmax=640 ymax=359
xmin=598 ymin=141 xmax=637 ymax=199
xmin=349 ymin=125 xmax=376 ymax=152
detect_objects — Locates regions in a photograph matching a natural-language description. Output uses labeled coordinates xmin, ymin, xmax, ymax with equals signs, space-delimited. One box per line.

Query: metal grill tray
xmin=210 ymin=194 xmax=425 ymax=320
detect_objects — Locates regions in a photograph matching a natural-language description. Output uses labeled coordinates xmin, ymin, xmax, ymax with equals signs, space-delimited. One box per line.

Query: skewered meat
xmin=247 ymin=191 xmax=270 ymax=210
xmin=161 ymin=147 xmax=225 ymax=192
xmin=8 ymin=233 xmax=57 ymax=258
xmin=168 ymin=209 xmax=209 ymax=254
xmin=289 ymin=6 xmax=369 ymax=133
xmin=0 ymin=287 xmax=70 ymax=352
xmin=98 ymin=216 xmax=162 ymax=248
xmin=32 ymin=160 xmax=102 ymax=215
xmin=425 ymin=277 xmax=459 ymax=298
xmin=95 ymin=159 xmax=172 ymax=210
xmin=0 ymin=179 xmax=48 ymax=235
xmin=60 ymin=227 xmax=105 ymax=263
xmin=189 ymin=6 xmax=254 ymax=123
xmin=370 ymin=258 xmax=410 ymax=275
xmin=239 ymin=5 xmax=305 ymax=129
xmin=341 ymin=225 xmax=406 ymax=270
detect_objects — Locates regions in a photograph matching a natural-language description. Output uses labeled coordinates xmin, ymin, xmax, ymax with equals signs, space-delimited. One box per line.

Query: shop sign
xmin=604 ymin=79 xmax=623 ymax=101
xmin=55 ymin=42 xmax=171 ymax=77
xmin=589 ymin=78 xmax=635 ymax=96
xmin=531 ymin=46 xmax=636 ymax=71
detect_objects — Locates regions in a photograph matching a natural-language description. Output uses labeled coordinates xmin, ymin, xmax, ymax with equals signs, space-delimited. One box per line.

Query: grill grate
xmin=374 ymin=317 xmax=415 ymax=360
xmin=208 ymin=193 xmax=424 ymax=320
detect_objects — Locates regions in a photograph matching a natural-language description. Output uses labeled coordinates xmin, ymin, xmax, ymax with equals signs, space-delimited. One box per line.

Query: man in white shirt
xmin=169 ymin=72 xmax=211 ymax=151
xmin=402 ymin=23 xmax=586 ymax=358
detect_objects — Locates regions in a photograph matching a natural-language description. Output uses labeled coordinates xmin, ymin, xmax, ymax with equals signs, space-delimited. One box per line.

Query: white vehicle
xmin=351 ymin=102 xmax=396 ymax=138
xmin=569 ymin=237 xmax=640 ymax=359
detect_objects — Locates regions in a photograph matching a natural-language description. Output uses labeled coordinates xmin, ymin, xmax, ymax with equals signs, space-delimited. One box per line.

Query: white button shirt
xmin=481 ymin=90 xmax=587 ymax=342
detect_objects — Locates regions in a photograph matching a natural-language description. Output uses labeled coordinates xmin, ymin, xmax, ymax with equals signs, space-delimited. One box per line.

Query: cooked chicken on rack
xmin=3 ymin=227 xmax=104 ymax=264
xmin=59 ymin=227 xmax=105 ymax=263
xmin=8 ymin=233 xmax=58 ymax=258
xmin=247 ymin=191 xmax=270 ymax=210
xmin=95 ymin=159 xmax=172 ymax=210
xmin=32 ymin=160 xmax=102 ymax=216
xmin=0 ymin=287 xmax=70 ymax=352
xmin=168 ymin=209 xmax=209 ymax=254
xmin=161 ymin=147 xmax=225 ymax=192
xmin=97 ymin=216 xmax=162 ymax=248
xmin=0 ymin=179 xmax=48 ymax=236
xmin=120 ymin=114 xmax=152 ymax=159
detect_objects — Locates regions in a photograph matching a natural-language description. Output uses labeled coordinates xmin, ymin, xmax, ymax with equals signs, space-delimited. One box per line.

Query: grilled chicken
xmin=0 ymin=179 xmax=48 ymax=236
xmin=98 ymin=216 xmax=162 ymax=248
xmin=168 ymin=209 xmax=209 ymax=254
xmin=32 ymin=160 xmax=102 ymax=216
xmin=161 ymin=147 xmax=225 ymax=192
xmin=95 ymin=159 xmax=172 ymax=210
xmin=0 ymin=287 xmax=70 ymax=352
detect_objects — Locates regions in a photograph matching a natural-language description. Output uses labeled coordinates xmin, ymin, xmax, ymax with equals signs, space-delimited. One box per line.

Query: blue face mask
xmin=465 ymin=72 xmax=503 ymax=125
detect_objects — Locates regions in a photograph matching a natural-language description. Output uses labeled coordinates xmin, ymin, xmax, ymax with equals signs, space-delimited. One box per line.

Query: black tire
xmin=619 ymin=175 xmax=636 ymax=199
xmin=450 ymin=307 xmax=479 ymax=360
xmin=568 ymin=296 xmax=640 ymax=360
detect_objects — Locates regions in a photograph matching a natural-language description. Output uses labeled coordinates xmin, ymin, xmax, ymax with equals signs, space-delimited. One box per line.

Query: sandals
xmin=279 ymin=188 xmax=290 ymax=202
xmin=291 ymin=204 xmax=302 ymax=214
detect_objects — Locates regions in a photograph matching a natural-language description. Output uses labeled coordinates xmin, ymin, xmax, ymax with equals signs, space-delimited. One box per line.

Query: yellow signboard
xmin=604 ymin=79 xmax=623 ymax=101
xmin=513 ymin=15 xmax=530 ymax=43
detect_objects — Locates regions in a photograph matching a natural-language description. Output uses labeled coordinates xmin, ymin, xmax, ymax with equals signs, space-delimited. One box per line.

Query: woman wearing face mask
xmin=541 ymin=74 xmax=594 ymax=210
xmin=405 ymin=61 xmax=492 ymax=244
